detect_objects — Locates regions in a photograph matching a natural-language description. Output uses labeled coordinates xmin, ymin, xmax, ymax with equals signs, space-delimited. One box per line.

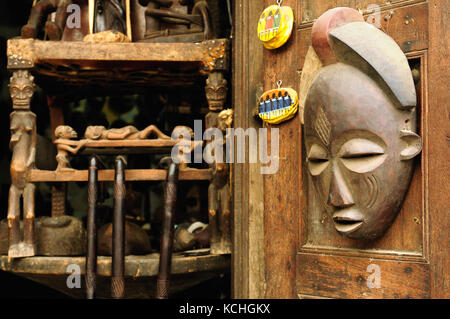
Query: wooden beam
xmin=428 ymin=0 xmax=450 ymax=298
xmin=30 ymin=169 xmax=212 ymax=182
xmin=0 ymin=252 xmax=230 ymax=277
xmin=7 ymin=38 xmax=229 ymax=73
xmin=263 ymin=0 xmax=299 ymax=299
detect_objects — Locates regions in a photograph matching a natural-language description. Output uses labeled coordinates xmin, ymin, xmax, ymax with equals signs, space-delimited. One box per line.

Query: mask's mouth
xmin=333 ymin=208 xmax=363 ymax=235
xmin=14 ymin=100 xmax=29 ymax=105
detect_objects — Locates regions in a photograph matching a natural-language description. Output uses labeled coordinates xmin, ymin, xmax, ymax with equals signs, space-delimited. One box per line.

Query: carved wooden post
xmin=205 ymin=72 xmax=232 ymax=255
xmin=157 ymin=161 xmax=179 ymax=299
xmin=86 ymin=156 xmax=99 ymax=299
xmin=48 ymin=96 xmax=68 ymax=217
xmin=112 ymin=156 xmax=126 ymax=299
xmin=7 ymin=67 xmax=37 ymax=258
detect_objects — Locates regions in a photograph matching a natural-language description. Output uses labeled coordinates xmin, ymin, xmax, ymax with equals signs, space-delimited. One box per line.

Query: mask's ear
xmin=400 ymin=130 xmax=422 ymax=160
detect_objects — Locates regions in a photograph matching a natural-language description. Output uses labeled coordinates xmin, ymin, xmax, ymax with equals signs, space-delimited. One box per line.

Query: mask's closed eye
xmin=307 ymin=144 xmax=329 ymax=176
xmin=339 ymin=139 xmax=386 ymax=173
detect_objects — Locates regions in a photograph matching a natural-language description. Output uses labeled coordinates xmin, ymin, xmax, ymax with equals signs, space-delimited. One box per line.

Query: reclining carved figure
xmin=84 ymin=124 xmax=170 ymax=140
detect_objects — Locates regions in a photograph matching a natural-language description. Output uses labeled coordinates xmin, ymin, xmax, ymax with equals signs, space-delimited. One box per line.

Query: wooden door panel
xmin=297 ymin=2 xmax=428 ymax=69
xmin=295 ymin=1 xmax=437 ymax=299
xmin=300 ymin=50 xmax=428 ymax=255
xmin=298 ymin=0 xmax=422 ymax=25
xmin=233 ymin=0 xmax=448 ymax=299
xmin=297 ymin=254 xmax=430 ymax=298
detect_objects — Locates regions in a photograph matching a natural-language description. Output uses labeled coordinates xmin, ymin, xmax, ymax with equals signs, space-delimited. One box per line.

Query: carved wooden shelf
xmin=7 ymin=38 xmax=229 ymax=96
xmin=30 ymin=168 xmax=212 ymax=182
xmin=59 ymin=138 xmax=203 ymax=155
xmin=0 ymin=250 xmax=230 ymax=298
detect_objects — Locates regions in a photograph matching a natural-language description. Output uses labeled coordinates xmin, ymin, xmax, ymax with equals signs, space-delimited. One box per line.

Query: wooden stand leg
xmin=112 ymin=156 xmax=126 ymax=299
xmin=157 ymin=161 xmax=179 ymax=299
xmin=48 ymin=96 xmax=68 ymax=218
xmin=86 ymin=156 xmax=98 ymax=299
xmin=51 ymin=183 xmax=66 ymax=217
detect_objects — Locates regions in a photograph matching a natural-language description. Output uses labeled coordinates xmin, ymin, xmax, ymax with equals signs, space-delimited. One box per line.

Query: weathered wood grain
xmin=232 ymin=0 xmax=266 ymax=299
xmin=30 ymin=168 xmax=212 ymax=182
xmin=427 ymin=0 xmax=450 ymax=298
xmin=0 ymin=252 xmax=230 ymax=277
xmin=263 ymin=0 xmax=300 ymax=299
xmin=297 ymin=253 xmax=430 ymax=298
xmin=297 ymin=0 xmax=424 ymax=26
xmin=297 ymin=2 xmax=429 ymax=69
xmin=7 ymin=38 xmax=229 ymax=70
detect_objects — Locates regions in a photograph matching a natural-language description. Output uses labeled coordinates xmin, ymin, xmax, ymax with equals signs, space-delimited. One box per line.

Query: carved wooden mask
xmin=303 ymin=10 xmax=422 ymax=240
xmin=9 ymin=70 xmax=35 ymax=110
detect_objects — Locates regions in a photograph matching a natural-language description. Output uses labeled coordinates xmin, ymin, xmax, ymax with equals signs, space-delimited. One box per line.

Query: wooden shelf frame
xmin=7 ymin=38 xmax=230 ymax=93
xmin=30 ymin=168 xmax=212 ymax=182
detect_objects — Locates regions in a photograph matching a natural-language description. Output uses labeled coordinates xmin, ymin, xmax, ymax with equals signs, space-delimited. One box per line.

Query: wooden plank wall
xmin=262 ymin=0 xmax=301 ymax=299
xmin=232 ymin=0 xmax=266 ymax=298
xmin=428 ymin=0 xmax=449 ymax=298
xmin=233 ymin=0 xmax=448 ymax=298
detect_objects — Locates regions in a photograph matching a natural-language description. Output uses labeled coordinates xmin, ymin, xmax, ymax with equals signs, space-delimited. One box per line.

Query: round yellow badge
xmin=257 ymin=4 xmax=294 ymax=50
xmin=258 ymin=86 xmax=298 ymax=125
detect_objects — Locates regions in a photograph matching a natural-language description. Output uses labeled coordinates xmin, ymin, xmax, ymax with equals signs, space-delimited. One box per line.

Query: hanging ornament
xmin=258 ymin=81 xmax=298 ymax=124
xmin=257 ymin=0 xmax=294 ymax=50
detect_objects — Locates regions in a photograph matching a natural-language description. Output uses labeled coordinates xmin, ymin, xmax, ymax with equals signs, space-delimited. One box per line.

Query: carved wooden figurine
xmin=136 ymin=0 xmax=214 ymax=42
xmin=171 ymin=125 xmax=194 ymax=169
xmin=207 ymin=108 xmax=232 ymax=254
xmin=205 ymin=72 xmax=227 ymax=111
xmin=8 ymin=111 xmax=37 ymax=258
xmin=84 ymin=124 xmax=170 ymax=140
xmin=22 ymin=0 xmax=72 ymax=40
xmin=303 ymin=8 xmax=422 ymax=240
xmin=7 ymin=70 xmax=37 ymax=258
xmin=55 ymin=125 xmax=87 ymax=170
xmin=22 ymin=0 xmax=127 ymax=41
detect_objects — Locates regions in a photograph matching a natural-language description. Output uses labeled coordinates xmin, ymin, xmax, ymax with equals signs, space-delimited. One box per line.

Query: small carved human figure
xmin=171 ymin=125 xmax=194 ymax=169
xmin=21 ymin=0 xmax=127 ymax=41
xmin=205 ymin=72 xmax=228 ymax=111
xmin=208 ymin=108 xmax=233 ymax=254
xmin=9 ymin=70 xmax=36 ymax=110
xmin=217 ymin=108 xmax=233 ymax=132
xmin=304 ymin=9 xmax=422 ymax=239
xmin=21 ymin=0 xmax=71 ymax=40
xmin=139 ymin=0 xmax=214 ymax=41
xmin=8 ymin=111 xmax=37 ymax=257
xmin=54 ymin=125 xmax=87 ymax=170
xmin=84 ymin=124 xmax=170 ymax=140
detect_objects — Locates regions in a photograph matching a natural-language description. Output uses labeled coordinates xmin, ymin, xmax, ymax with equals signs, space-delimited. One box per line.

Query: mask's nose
xmin=327 ymin=162 xmax=355 ymax=208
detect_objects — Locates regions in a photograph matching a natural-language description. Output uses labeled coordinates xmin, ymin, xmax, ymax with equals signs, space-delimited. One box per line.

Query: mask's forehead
xmin=304 ymin=63 xmax=401 ymax=148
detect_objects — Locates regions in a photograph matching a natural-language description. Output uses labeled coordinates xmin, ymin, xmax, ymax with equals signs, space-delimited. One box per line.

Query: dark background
xmin=0 ymin=0 xmax=231 ymax=299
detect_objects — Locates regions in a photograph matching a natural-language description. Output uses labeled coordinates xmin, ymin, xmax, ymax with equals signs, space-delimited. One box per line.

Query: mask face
xmin=304 ymin=63 xmax=421 ymax=239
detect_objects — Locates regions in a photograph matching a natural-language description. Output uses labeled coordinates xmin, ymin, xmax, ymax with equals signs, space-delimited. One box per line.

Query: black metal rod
xmin=112 ymin=156 xmax=126 ymax=299
xmin=157 ymin=161 xmax=179 ymax=299
xmin=86 ymin=156 xmax=98 ymax=299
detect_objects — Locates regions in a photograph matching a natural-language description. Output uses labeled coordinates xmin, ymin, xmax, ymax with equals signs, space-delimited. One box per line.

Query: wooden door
xmin=233 ymin=0 xmax=448 ymax=298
